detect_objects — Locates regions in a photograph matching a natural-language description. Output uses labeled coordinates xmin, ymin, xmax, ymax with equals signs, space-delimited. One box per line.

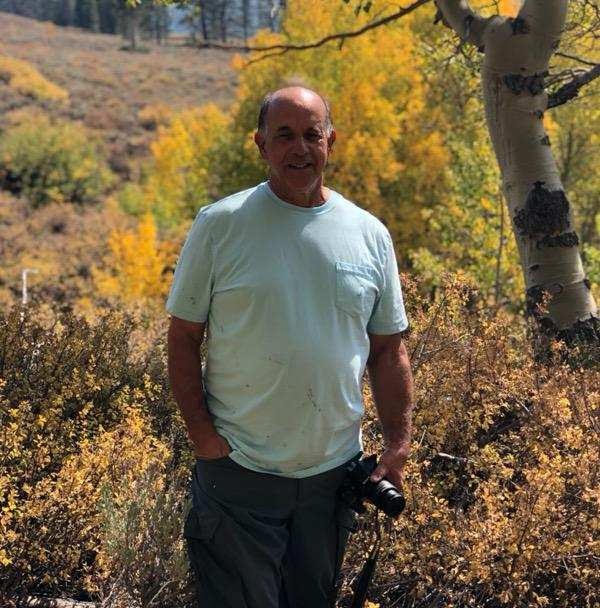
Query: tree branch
xmin=555 ymin=51 xmax=599 ymax=67
xmin=433 ymin=0 xmax=490 ymax=49
xmin=547 ymin=63 xmax=600 ymax=109
xmin=193 ymin=0 xmax=432 ymax=54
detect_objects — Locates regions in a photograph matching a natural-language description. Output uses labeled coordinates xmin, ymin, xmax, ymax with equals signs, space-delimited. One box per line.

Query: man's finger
xmin=370 ymin=464 xmax=387 ymax=483
xmin=386 ymin=469 xmax=404 ymax=488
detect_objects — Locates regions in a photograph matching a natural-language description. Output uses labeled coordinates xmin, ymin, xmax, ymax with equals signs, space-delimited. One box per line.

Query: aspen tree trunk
xmin=435 ymin=0 xmax=599 ymax=353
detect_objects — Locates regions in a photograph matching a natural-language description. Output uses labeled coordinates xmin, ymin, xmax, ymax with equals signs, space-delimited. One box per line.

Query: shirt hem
xmin=367 ymin=320 xmax=409 ymax=335
xmin=165 ymin=305 xmax=207 ymax=323
xmin=227 ymin=444 xmax=363 ymax=479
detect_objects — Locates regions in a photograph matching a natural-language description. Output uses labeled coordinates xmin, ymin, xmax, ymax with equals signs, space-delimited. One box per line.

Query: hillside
xmin=0 ymin=12 xmax=237 ymax=178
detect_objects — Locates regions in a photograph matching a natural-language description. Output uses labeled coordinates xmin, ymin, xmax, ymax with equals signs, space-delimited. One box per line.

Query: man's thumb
xmin=370 ymin=465 xmax=387 ymax=483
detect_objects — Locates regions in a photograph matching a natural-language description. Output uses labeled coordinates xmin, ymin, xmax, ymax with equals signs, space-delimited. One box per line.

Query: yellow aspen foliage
xmin=498 ymin=0 xmax=522 ymax=16
xmin=93 ymin=212 xmax=174 ymax=304
xmin=0 ymin=54 xmax=68 ymax=103
xmin=471 ymin=0 xmax=521 ymax=16
xmin=143 ymin=104 xmax=230 ymax=227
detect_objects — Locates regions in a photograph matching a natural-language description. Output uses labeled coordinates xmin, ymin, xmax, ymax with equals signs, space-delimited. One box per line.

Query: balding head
xmin=257 ymin=86 xmax=333 ymax=135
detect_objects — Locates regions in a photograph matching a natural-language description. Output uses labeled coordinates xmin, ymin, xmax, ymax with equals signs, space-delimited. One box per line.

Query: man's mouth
xmin=288 ymin=163 xmax=311 ymax=170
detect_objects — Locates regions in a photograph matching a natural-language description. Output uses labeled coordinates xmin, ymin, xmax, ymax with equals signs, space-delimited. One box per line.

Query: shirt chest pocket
xmin=335 ymin=261 xmax=379 ymax=318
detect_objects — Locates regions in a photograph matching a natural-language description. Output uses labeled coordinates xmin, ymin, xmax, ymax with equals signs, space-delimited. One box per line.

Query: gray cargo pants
xmin=184 ymin=452 xmax=360 ymax=608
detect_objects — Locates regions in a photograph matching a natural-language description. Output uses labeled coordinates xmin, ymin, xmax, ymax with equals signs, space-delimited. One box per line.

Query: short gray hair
xmin=257 ymin=87 xmax=334 ymax=134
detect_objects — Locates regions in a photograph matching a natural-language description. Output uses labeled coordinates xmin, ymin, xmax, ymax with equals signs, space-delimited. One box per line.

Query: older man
xmin=166 ymin=86 xmax=413 ymax=608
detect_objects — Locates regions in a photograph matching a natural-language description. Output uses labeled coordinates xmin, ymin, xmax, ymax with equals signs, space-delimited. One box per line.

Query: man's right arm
xmin=167 ymin=315 xmax=231 ymax=459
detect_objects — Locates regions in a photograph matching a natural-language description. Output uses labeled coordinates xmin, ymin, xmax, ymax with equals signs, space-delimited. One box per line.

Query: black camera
xmin=338 ymin=453 xmax=405 ymax=519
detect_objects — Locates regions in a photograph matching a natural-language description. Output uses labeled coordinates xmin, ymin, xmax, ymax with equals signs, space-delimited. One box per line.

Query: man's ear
xmin=327 ymin=129 xmax=336 ymax=152
xmin=254 ymin=131 xmax=267 ymax=159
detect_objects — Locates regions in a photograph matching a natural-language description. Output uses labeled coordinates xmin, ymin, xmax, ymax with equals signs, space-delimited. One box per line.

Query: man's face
xmin=254 ymin=90 xmax=335 ymax=200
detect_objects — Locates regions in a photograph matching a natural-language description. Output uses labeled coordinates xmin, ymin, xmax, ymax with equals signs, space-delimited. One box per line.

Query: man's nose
xmin=291 ymin=136 xmax=309 ymax=154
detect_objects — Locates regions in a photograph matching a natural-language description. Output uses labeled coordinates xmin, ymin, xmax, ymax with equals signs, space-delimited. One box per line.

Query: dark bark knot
xmin=503 ymin=71 xmax=547 ymax=96
xmin=463 ymin=14 xmax=474 ymax=40
xmin=509 ymin=17 xmax=530 ymax=35
xmin=536 ymin=232 xmax=579 ymax=249
xmin=514 ymin=182 xmax=571 ymax=239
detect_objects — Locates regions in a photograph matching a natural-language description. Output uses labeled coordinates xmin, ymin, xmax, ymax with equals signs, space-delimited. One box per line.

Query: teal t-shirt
xmin=166 ymin=182 xmax=408 ymax=478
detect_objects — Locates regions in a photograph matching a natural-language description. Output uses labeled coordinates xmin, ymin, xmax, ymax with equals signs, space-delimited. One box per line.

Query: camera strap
xmin=349 ymin=511 xmax=383 ymax=608
xmin=350 ymin=540 xmax=380 ymax=608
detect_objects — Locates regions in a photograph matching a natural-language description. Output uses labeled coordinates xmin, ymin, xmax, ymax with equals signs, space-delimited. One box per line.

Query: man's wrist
xmin=383 ymin=434 xmax=411 ymax=451
xmin=188 ymin=423 xmax=220 ymax=447
xmin=192 ymin=431 xmax=231 ymax=459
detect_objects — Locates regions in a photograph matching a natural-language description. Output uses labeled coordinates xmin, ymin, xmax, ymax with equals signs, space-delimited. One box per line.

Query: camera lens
xmin=368 ymin=480 xmax=406 ymax=518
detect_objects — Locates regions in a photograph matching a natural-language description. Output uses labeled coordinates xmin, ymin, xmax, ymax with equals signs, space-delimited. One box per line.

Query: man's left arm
xmin=366 ymin=332 xmax=414 ymax=488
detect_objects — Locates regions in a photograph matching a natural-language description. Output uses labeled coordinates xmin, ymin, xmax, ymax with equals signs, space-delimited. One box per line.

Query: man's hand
xmin=194 ymin=433 xmax=232 ymax=460
xmin=369 ymin=441 xmax=410 ymax=488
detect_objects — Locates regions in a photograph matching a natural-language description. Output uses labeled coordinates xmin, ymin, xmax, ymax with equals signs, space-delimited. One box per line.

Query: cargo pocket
xmin=184 ymin=503 xmax=221 ymax=594
xmin=329 ymin=504 xmax=359 ymax=607
xmin=335 ymin=262 xmax=378 ymax=318
xmin=184 ymin=502 xmax=248 ymax=607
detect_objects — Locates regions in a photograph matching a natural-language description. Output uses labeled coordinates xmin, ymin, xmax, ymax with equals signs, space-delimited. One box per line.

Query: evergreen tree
xmin=40 ymin=0 xmax=60 ymax=21
xmin=89 ymin=0 xmax=100 ymax=31
xmin=56 ymin=0 xmax=75 ymax=26
xmin=143 ymin=4 xmax=170 ymax=44
xmin=98 ymin=0 xmax=118 ymax=33
xmin=75 ymin=0 xmax=90 ymax=28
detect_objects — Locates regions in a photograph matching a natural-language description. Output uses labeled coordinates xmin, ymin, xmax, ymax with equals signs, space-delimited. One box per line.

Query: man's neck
xmin=268 ymin=178 xmax=330 ymax=208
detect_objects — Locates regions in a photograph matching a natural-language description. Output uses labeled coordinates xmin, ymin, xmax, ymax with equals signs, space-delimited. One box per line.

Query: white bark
xmin=436 ymin=0 xmax=598 ymax=335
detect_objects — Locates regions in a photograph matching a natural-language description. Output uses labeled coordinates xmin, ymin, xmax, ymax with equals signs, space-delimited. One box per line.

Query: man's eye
xmin=306 ymin=133 xmax=321 ymax=141
xmin=277 ymin=133 xmax=293 ymax=139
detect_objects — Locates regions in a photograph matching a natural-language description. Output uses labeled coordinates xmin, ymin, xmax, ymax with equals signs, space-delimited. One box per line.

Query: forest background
xmin=0 ymin=0 xmax=598 ymax=607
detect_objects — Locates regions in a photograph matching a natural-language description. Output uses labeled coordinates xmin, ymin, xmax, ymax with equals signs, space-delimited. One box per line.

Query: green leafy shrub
xmin=0 ymin=114 xmax=114 ymax=207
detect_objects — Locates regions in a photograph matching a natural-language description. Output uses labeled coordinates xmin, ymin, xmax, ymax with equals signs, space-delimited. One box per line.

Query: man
xmin=166 ymin=86 xmax=414 ymax=608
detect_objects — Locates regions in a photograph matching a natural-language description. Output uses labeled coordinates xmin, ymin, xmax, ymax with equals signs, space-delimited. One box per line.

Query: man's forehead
xmin=266 ymin=88 xmax=328 ymax=126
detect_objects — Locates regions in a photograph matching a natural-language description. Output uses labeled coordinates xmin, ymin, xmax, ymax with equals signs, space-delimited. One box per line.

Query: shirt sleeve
xmin=367 ymin=230 xmax=409 ymax=335
xmin=165 ymin=209 xmax=215 ymax=323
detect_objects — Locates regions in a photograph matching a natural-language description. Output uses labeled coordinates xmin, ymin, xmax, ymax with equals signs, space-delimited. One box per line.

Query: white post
xmin=21 ymin=268 xmax=39 ymax=305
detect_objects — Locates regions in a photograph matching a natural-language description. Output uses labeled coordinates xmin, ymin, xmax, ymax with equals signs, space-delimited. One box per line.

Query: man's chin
xmin=281 ymin=175 xmax=319 ymax=193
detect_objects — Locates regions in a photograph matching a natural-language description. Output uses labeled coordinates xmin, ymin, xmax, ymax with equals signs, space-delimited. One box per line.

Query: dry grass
xmin=0 ymin=13 xmax=237 ymax=178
